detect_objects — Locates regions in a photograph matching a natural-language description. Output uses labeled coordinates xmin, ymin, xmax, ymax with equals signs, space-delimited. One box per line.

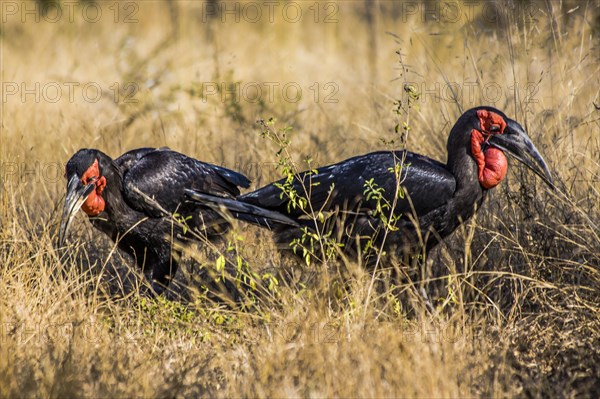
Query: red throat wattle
xmin=80 ymin=159 xmax=106 ymax=216
xmin=471 ymin=110 xmax=508 ymax=189
xmin=479 ymin=147 xmax=507 ymax=189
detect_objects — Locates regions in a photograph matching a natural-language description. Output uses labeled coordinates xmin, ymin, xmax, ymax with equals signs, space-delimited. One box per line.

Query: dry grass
xmin=1 ymin=0 xmax=599 ymax=397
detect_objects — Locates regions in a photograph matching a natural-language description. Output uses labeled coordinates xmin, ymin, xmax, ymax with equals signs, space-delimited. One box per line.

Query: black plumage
xmin=239 ymin=151 xmax=459 ymax=260
xmin=59 ymin=147 xmax=254 ymax=294
xmin=187 ymin=106 xmax=554 ymax=263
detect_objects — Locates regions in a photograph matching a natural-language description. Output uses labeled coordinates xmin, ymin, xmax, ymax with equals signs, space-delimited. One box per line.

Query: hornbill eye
xmin=490 ymin=125 xmax=501 ymax=133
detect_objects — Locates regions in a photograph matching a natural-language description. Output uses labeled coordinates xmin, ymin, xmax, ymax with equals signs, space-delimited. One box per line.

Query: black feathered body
xmin=200 ymin=109 xmax=491 ymax=262
xmin=67 ymin=147 xmax=250 ymax=290
xmin=184 ymin=106 xmax=553 ymax=265
xmin=240 ymin=149 xmax=484 ymax=261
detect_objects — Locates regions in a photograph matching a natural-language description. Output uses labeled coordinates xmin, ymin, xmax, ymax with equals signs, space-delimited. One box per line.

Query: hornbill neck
xmin=444 ymin=121 xmax=487 ymax=226
xmin=93 ymin=152 xmax=134 ymax=226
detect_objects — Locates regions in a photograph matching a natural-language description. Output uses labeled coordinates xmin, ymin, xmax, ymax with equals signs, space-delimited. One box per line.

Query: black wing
xmin=240 ymin=150 xmax=456 ymax=220
xmin=121 ymin=149 xmax=251 ymax=216
xmin=114 ymin=147 xmax=159 ymax=173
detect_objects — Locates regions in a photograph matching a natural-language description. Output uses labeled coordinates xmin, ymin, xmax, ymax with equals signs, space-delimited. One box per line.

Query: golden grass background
xmin=1 ymin=0 xmax=599 ymax=397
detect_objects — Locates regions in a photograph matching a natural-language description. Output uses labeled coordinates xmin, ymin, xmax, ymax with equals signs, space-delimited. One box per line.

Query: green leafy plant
xmin=258 ymin=118 xmax=343 ymax=266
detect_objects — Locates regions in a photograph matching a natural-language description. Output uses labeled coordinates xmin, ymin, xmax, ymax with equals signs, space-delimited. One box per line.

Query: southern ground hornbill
xmin=58 ymin=147 xmax=296 ymax=295
xmin=187 ymin=106 xmax=554 ymax=264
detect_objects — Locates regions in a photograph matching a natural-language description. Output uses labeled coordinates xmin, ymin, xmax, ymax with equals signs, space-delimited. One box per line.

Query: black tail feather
xmin=185 ymin=189 xmax=299 ymax=229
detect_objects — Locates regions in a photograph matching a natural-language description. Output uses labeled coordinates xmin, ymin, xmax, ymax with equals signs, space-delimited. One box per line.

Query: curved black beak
xmin=488 ymin=119 xmax=555 ymax=189
xmin=58 ymin=174 xmax=95 ymax=247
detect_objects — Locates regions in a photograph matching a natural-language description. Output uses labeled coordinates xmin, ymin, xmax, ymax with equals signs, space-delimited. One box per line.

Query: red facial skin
xmin=80 ymin=159 xmax=106 ymax=216
xmin=471 ymin=110 xmax=509 ymax=189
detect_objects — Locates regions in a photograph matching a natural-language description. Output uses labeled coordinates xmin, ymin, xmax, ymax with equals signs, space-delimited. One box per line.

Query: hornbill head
xmin=58 ymin=149 xmax=111 ymax=247
xmin=452 ymin=106 xmax=554 ymax=190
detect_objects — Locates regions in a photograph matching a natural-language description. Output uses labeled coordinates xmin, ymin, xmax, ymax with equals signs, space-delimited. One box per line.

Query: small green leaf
xmin=215 ymin=255 xmax=226 ymax=273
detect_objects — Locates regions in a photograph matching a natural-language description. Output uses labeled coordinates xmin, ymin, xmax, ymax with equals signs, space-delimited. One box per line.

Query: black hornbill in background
xmin=187 ymin=106 xmax=555 ymax=263
xmin=58 ymin=147 xmax=296 ymax=295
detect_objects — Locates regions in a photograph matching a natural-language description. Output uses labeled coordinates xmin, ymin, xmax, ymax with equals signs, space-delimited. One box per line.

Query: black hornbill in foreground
xmin=58 ymin=147 xmax=297 ymax=294
xmin=187 ymin=106 xmax=555 ymax=263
